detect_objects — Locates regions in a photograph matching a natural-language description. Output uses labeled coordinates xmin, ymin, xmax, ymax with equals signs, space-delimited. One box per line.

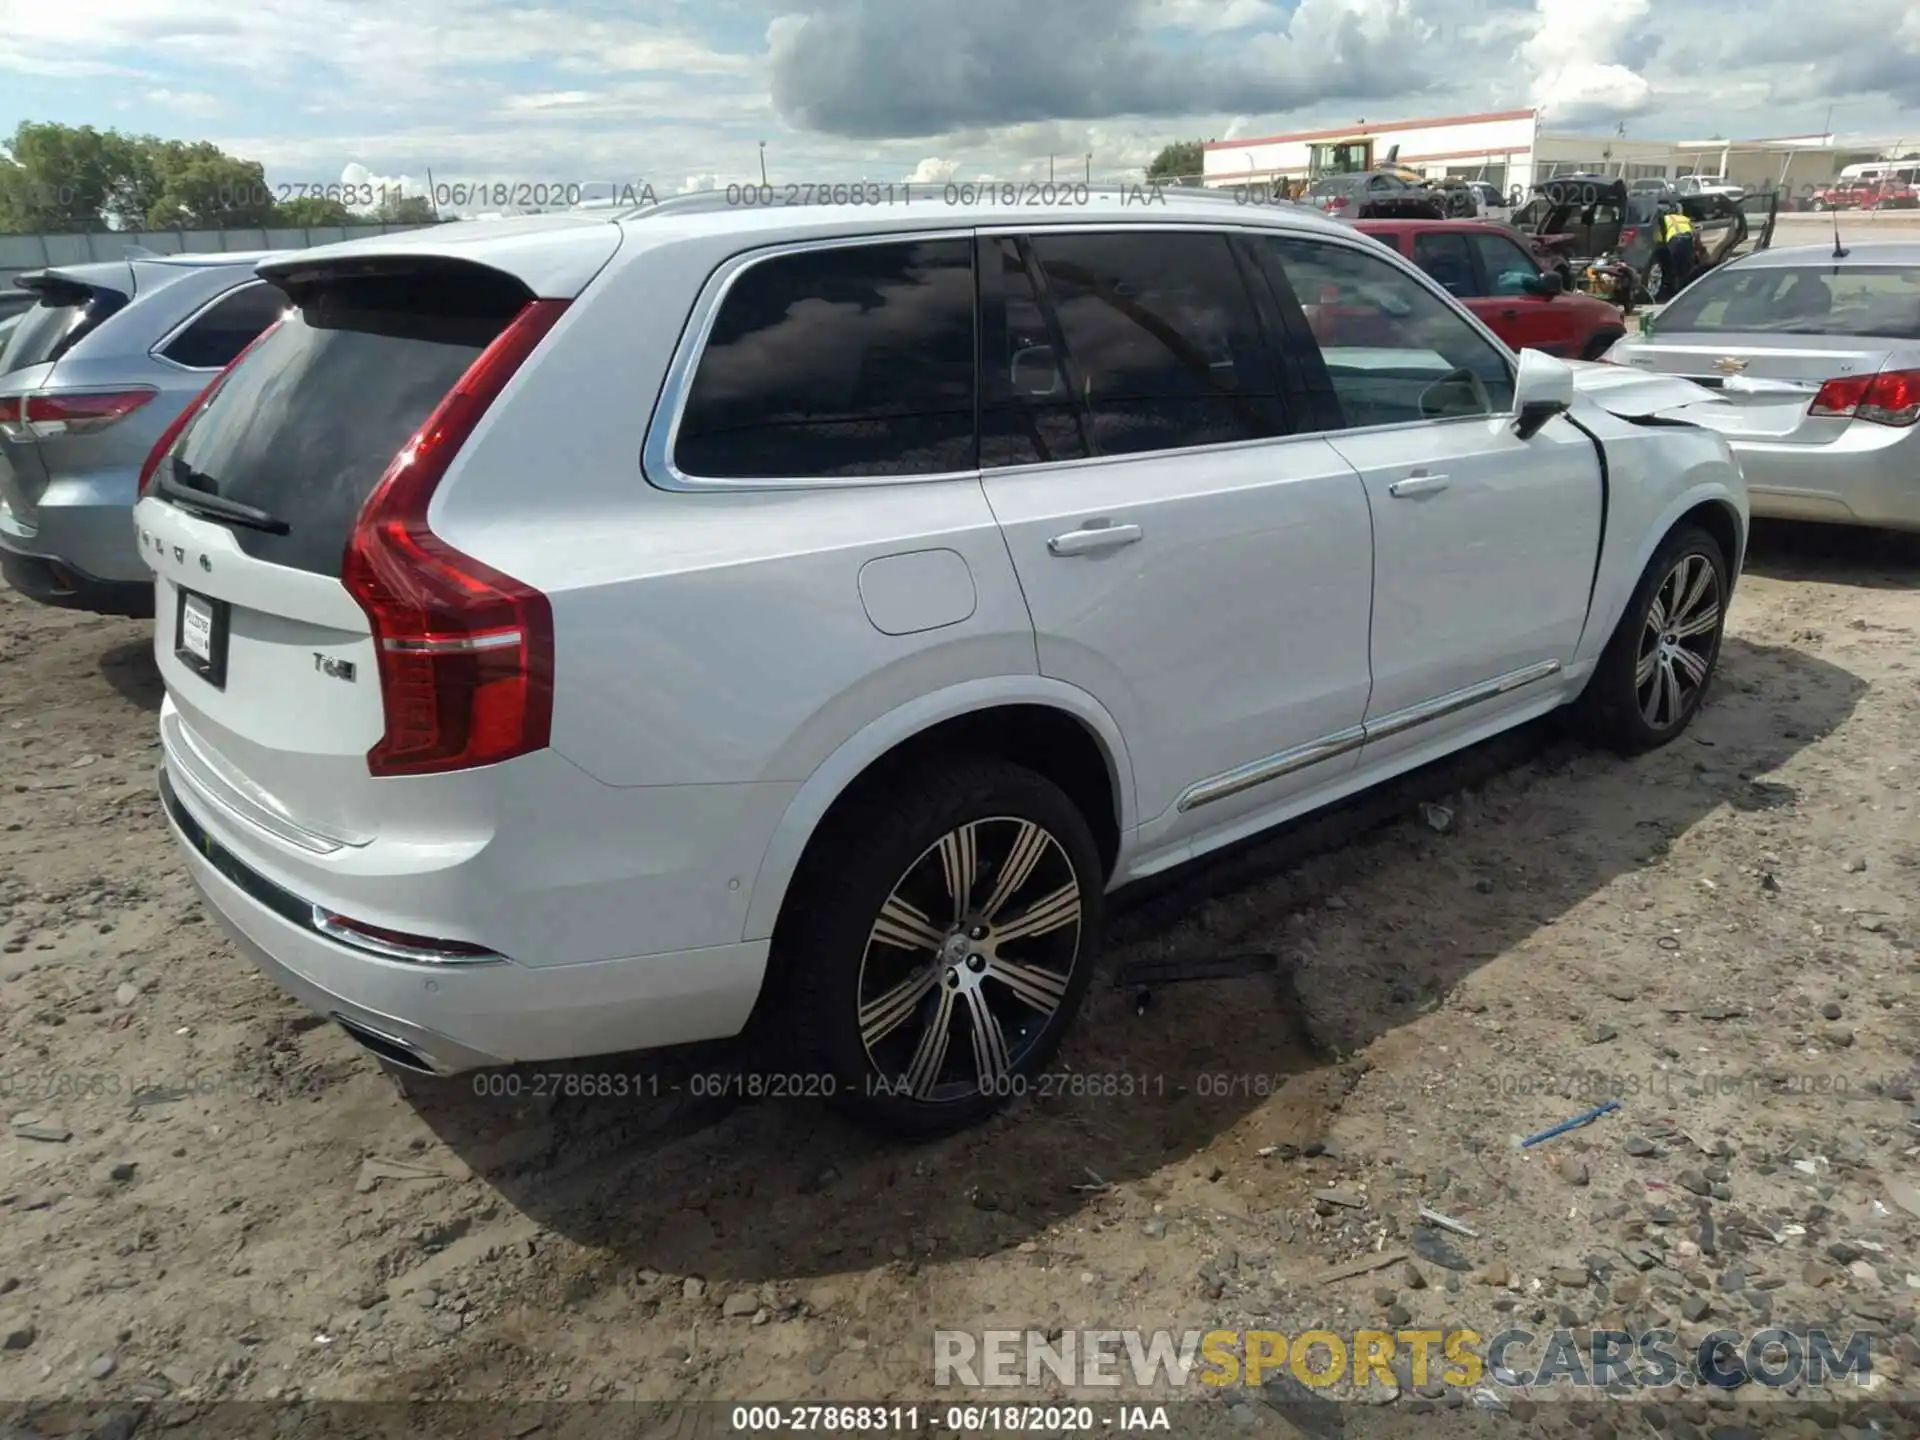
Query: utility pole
xmin=1084 ymin=152 xmax=1092 ymax=184
xmin=758 ymin=141 xmax=768 ymax=186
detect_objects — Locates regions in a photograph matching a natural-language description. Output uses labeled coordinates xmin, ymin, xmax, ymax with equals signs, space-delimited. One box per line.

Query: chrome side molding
xmin=1176 ymin=659 xmax=1563 ymax=813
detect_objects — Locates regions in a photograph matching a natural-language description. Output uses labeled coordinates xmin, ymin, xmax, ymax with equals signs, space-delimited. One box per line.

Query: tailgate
xmin=137 ymin=252 xmax=590 ymax=844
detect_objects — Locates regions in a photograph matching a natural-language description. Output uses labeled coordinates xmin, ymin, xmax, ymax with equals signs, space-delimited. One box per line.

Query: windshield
xmin=1309 ymin=177 xmax=1361 ymax=198
xmin=1655 ymin=264 xmax=1920 ymax=339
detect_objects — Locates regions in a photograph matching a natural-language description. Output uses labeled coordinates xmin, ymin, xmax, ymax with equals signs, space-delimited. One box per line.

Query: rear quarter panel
xmin=425 ymin=228 xmax=1044 ymax=795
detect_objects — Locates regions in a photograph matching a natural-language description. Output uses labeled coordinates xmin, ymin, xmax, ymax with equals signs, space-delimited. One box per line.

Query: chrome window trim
xmin=146 ymin=278 xmax=281 ymax=374
xmin=641 ymin=228 xmax=981 ymax=493
xmin=640 ymin=220 xmax=1523 ymax=492
xmin=1176 ymin=659 xmax=1563 ymax=812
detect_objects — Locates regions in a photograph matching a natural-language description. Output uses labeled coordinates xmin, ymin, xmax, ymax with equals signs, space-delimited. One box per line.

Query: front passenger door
xmin=976 ymin=230 xmax=1377 ymax=851
xmin=1258 ymin=235 xmax=1602 ymax=765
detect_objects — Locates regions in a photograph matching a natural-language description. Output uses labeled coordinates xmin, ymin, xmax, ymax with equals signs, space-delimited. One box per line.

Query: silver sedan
xmin=1603 ymin=241 xmax=1920 ymax=532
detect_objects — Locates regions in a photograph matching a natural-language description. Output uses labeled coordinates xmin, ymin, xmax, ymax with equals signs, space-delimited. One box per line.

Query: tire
xmin=1582 ymin=330 xmax=1625 ymax=361
xmin=777 ymin=756 xmax=1104 ymax=1136
xmin=1571 ymin=523 xmax=1729 ymax=755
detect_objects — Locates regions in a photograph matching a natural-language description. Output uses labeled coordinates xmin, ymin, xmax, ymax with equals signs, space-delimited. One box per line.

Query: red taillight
xmin=1619 ymin=227 xmax=1639 ymax=244
xmin=1810 ymin=368 xmax=1920 ymax=427
xmin=345 ymin=298 xmax=569 ymax=778
xmin=0 ymin=388 xmax=154 ymax=441
xmin=138 ymin=319 xmax=285 ymax=496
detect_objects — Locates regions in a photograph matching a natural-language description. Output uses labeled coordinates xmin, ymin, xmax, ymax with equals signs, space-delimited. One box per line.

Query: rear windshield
xmin=0 ymin=285 xmax=128 ymax=373
xmin=165 ymin=269 xmax=526 ymax=575
xmin=1655 ymin=264 xmax=1920 ymax=339
xmin=1310 ymin=177 xmax=1362 ymax=197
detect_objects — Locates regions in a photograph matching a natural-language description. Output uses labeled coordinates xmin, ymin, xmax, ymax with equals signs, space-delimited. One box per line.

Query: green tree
xmin=274 ymin=195 xmax=356 ymax=227
xmin=1146 ymin=140 xmax=1205 ymax=185
xmin=141 ymin=144 xmax=277 ymax=229
xmin=0 ymin=122 xmax=141 ymax=231
xmin=0 ymin=122 xmax=296 ymax=232
xmin=371 ymin=192 xmax=437 ymax=224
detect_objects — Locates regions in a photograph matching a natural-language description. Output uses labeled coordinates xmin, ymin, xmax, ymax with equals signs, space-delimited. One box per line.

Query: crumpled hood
xmin=1566 ymin=358 xmax=1732 ymax=421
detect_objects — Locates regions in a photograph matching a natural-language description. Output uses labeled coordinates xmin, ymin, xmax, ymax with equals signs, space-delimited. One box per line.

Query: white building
xmin=1200 ymin=109 xmax=1887 ymax=198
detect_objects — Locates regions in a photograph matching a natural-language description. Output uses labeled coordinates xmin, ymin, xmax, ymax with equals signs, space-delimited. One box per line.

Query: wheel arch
xmin=741 ymin=678 xmax=1137 ymax=945
xmin=1583 ymin=468 xmax=1747 ymax=671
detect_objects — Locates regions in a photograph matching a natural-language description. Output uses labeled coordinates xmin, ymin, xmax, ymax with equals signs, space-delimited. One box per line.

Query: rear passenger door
xmin=975 ymin=228 xmax=1376 ymax=854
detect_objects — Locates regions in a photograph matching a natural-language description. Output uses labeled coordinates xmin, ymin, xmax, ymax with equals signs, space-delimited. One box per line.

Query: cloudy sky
xmin=2 ymin=0 xmax=1917 ymax=195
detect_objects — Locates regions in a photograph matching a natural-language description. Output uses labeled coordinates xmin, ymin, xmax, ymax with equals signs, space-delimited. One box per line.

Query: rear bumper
xmin=0 ymin=472 xmax=151 ymax=613
xmin=161 ymin=765 xmax=771 ymax=1073
xmin=1730 ymin=428 xmax=1920 ymax=533
xmin=0 ymin=546 xmax=154 ymax=616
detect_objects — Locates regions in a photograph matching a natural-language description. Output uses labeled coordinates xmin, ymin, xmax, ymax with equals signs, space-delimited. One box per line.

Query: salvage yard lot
xmin=2 ymin=522 xmax=1918 ymax=1424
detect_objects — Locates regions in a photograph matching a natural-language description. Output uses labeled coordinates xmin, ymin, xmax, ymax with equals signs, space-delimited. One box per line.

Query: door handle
xmin=1500 ymin=307 xmax=1522 ymax=318
xmin=1388 ymin=472 xmax=1451 ymax=498
xmin=1047 ymin=522 xmax=1143 ymax=556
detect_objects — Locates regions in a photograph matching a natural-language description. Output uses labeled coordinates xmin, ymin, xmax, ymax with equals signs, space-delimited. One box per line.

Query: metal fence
xmin=1 ymin=223 xmax=432 ymax=292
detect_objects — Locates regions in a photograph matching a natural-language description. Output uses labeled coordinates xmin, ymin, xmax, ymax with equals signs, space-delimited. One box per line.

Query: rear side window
xmin=0 ymin=285 xmax=128 ymax=373
xmin=161 ymin=282 xmax=288 ymax=369
xmin=167 ymin=269 xmax=524 ymax=575
xmin=1411 ymin=232 xmax=1478 ymax=297
xmin=982 ymin=237 xmax=1091 ymax=467
xmin=674 ymin=239 xmax=977 ymax=480
xmin=1022 ymin=230 xmax=1285 ymax=458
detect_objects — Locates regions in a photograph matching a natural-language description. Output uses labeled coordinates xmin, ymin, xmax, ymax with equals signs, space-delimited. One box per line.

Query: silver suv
xmin=138 ymin=192 xmax=1744 ymax=1134
xmin=0 ymin=255 xmax=285 ymax=615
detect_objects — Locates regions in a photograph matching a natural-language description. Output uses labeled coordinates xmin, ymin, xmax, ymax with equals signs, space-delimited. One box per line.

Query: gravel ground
xmin=1 ymin=520 xmax=1917 ymax=1439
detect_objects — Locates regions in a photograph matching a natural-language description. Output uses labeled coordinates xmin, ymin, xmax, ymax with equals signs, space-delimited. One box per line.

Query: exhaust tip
xmin=331 ymin=1015 xmax=438 ymax=1075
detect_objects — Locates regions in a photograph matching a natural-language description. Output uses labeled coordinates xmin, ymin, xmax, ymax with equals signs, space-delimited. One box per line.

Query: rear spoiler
xmin=11 ymin=271 xmax=100 ymax=306
xmin=12 ymin=263 xmax=136 ymax=302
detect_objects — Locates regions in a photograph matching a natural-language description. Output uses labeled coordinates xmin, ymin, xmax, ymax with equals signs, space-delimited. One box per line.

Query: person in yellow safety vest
xmin=1655 ymin=202 xmax=1696 ymax=301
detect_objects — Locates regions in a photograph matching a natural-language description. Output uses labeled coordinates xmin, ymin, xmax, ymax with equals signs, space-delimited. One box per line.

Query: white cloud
xmin=144 ymin=88 xmax=223 ymax=117
xmin=679 ymin=173 xmax=719 ymax=192
xmin=507 ymin=91 xmax=597 ymax=111
xmin=902 ymin=156 xmax=957 ymax=183
xmin=1149 ymin=0 xmax=1287 ymax=33
xmin=1521 ymin=0 xmax=1654 ymax=124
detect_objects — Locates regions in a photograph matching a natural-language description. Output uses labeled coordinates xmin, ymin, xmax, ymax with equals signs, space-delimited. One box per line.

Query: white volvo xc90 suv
xmin=136 ymin=188 xmax=1748 ymax=1133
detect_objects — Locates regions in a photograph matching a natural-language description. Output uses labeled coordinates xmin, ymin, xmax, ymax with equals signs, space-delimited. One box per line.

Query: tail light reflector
xmin=310 ymin=905 xmax=501 ymax=964
xmin=344 ymin=298 xmax=569 ymax=778
xmin=1810 ymin=368 xmax=1920 ymax=427
xmin=0 ymin=388 xmax=155 ymax=441
xmin=138 ymin=319 xmax=285 ymax=496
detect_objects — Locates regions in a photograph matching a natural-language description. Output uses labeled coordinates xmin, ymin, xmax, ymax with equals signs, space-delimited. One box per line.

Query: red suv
xmin=1354 ymin=219 xmax=1628 ymax=361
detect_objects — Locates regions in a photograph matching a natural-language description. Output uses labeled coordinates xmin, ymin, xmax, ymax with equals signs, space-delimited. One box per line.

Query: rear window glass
xmin=1310 ymin=177 xmax=1362 ymax=198
xmin=166 ymin=269 xmax=523 ymax=575
xmin=0 ymin=286 xmax=128 ymax=373
xmin=1655 ymin=264 xmax=1920 ymax=339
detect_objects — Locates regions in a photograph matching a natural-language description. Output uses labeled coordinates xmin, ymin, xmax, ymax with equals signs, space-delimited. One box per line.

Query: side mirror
xmin=1010 ymin=345 xmax=1063 ymax=398
xmin=1522 ymin=271 xmax=1566 ymax=298
xmin=1511 ymin=347 xmax=1574 ymax=440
